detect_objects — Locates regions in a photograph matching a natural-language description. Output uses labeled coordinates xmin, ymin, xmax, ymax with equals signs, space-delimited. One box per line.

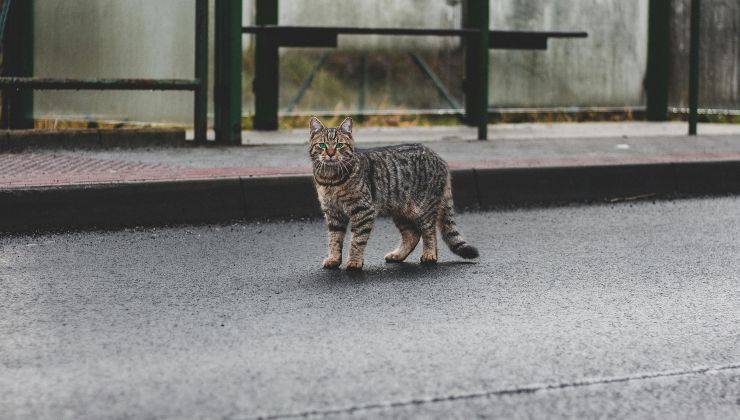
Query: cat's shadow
xmin=313 ymin=260 xmax=477 ymax=286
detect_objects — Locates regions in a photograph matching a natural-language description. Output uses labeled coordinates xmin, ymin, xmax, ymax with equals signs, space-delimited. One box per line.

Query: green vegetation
xmin=242 ymin=47 xmax=464 ymax=116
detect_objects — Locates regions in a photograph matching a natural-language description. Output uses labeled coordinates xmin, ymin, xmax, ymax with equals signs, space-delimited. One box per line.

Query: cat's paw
xmin=384 ymin=251 xmax=407 ymax=263
xmin=420 ymin=252 xmax=438 ymax=264
xmin=322 ymin=257 xmax=342 ymax=269
xmin=345 ymin=260 xmax=364 ymax=271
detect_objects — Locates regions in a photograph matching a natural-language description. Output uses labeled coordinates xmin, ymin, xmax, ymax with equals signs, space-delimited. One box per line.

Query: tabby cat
xmin=309 ymin=116 xmax=479 ymax=270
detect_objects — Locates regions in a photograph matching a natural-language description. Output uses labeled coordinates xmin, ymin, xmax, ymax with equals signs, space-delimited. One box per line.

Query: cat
xmin=309 ymin=116 xmax=479 ymax=271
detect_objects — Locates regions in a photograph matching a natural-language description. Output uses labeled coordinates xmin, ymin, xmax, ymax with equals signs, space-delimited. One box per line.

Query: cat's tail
xmin=438 ymin=177 xmax=479 ymax=259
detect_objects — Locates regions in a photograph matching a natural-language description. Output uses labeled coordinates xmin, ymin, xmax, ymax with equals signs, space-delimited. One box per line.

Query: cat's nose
xmin=326 ymin=147 xmax=336 ymax=156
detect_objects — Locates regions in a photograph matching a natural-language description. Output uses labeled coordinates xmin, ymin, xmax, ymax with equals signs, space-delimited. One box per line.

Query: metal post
xmin=463 ymin=0 xmax=489 ymax=140
xmin=214 ymin=0 xmax=242 ymax=145
xmin=688 ymin=0 xmax=700 ymax=135
xmin=193 ymin=0 xmax=209 ymax=144
xmin=253 ymin=0 xmax=278 ymax=130
xmin=1 ymin=0 xmax=34 ymax=129
xmin=476 ymin=1 xmax=490 ymax=140
xmin=646 ymin=0 xmax=670 ymax=121
xmin=463 ymin=2 xmax=477 ymax=128
xmin=358 ymin=53 xmax=367 ymax=118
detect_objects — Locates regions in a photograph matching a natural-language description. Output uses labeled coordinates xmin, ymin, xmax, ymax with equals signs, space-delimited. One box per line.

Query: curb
xmin=0 ymin=128 xmax=187 ymax=150
xmin=1 ymin=160 xmax=739 ymax=233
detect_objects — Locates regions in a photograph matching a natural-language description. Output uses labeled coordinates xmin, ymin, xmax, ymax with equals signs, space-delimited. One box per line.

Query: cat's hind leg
xmin=419 ymin=217 xmax=438 ymax=264
xmin=385 ymin=216 xmax=420 ymax=263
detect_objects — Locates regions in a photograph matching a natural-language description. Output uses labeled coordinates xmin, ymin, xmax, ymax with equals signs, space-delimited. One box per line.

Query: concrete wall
xmin=277 ymin=0 xmax=462 ymax=50
xmin=489 ymin=0 xmax=648 ymax=108
xmin=30 ymin=0 xmax=735 ymax=124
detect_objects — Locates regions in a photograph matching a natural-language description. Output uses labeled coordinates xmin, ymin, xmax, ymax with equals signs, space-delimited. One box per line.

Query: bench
xmin=242 ymin=24 xmax=587 ymax=140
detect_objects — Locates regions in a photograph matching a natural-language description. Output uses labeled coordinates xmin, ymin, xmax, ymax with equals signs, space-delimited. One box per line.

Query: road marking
xmin=244 ymin=364 xmax=740 ymax=419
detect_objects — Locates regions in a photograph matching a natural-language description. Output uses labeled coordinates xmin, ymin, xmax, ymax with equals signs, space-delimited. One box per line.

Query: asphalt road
xmin=1 ymin=197 xmax=739 ymax=419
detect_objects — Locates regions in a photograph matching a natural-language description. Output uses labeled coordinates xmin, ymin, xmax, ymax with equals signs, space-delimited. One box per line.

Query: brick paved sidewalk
xmin=1 ymin=122 xmax=739 ymax=188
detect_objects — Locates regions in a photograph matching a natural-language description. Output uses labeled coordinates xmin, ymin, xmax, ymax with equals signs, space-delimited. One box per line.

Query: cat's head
xmin=308 ymin=116 xmax=355 ymax=165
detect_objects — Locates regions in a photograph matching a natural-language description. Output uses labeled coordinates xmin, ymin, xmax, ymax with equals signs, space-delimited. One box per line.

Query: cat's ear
xmin=339 ymin=116 xmax=353 ymax=134
xmin=309 ymin=116 xmax=325 ymax=135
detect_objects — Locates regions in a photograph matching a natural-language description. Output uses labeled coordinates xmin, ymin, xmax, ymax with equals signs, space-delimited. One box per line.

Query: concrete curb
xmin=1 ymin=160 xmax=739 ymax=233
xmin=0 ymin=128 xmax=187 ymax=150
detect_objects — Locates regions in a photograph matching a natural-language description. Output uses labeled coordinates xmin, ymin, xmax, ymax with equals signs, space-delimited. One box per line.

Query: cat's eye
xmin=318 ymin=143 xmax=328 ymax=149
xmin=336 ymin=143 xmax=345 ymax=149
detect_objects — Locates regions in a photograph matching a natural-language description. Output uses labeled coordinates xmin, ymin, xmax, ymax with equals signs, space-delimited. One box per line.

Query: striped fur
xmin=309 ymin=116 xmax=478 ymax=270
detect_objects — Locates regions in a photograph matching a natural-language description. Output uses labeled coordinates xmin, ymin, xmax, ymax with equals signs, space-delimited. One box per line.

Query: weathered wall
xmin=490 ymin=0 xmax=648 ymax=108
xmin=667 ymin=0 xmax=739 ymax=109
xmin=277 ymin=0 xmax=462 ymax=50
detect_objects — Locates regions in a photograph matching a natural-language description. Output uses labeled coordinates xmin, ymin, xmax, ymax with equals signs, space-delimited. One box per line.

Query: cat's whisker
xmin=337 ymin=160 xmax=348 ymax=177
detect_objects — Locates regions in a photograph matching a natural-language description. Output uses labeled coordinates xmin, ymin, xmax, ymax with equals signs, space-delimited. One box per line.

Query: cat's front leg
xmin=346 ymin=204 xmax=375 ymax=271
xmin=323 ymin=209 xmax=348 ymax=269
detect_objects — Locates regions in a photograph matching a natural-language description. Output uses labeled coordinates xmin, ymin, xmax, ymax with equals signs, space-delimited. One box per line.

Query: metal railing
xmin=0 ymin=0 xmax=209 ymax=143
xmin=241 ymin=1 xmax=588 ymax=140
xmin=0 ymin=0 xmax=710 ymax=145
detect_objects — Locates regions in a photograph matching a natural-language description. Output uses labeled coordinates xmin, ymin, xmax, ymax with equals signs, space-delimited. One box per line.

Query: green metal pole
xmin=253 ymin=0 xmax=278 ymax=130
xmin=463 ymin=1 xmax=477 ymax=128
xmin=214 ymin=0 xmax=242 ymax=145
xmin=688 ymin=0 xmax=700 ymax=135
xmin=2 ymin=0 xmax=34 ymax=129
xmin=193 ymin=0 xmax=209 ymax=144
xmin=646 ymin=0 xmax=670 ymax=121
xmin=358 ymin=53 xmax=367 ymax=119
xmin=476 ymin=1 xmax=489 ymax=140
xmin=463 ymin=0 xmax=489 ymax=140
